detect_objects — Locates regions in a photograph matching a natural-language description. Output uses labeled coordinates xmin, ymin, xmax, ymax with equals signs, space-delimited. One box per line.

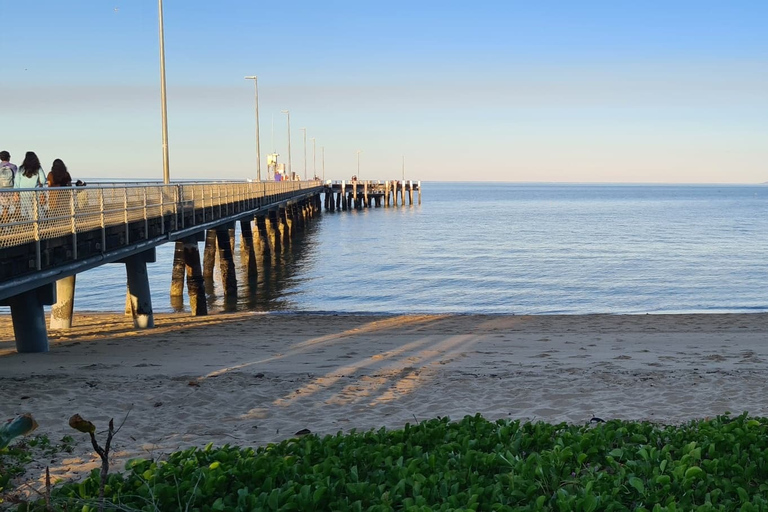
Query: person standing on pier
xmin=0 ymin=151 xmax=17 ymax=222
xmin=47 ymin=158 xmax=72 ymax=211
xmin=0 ymin=151 xmax=17 ymax=187
xmin=14 ymin=151 xmax=47 ymax=219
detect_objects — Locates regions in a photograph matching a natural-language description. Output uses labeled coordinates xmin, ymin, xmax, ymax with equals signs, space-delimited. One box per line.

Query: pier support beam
xmin=240 ymin=218 xmax=258 ymax=283
xmin=255 ymin=215 xmax=272 ymax=263
xmin=1 ymin=284 xmax=54 ymax=353
xmin=408 ymin=180 xmax=414 ymax=205
xmin=203 ymin=229 xmax=217 ymax=281
xmin=215 ymin=224 xmax=238 ymax=297
xmin=418 ymin=180 xmax=422 ymax=204
xmin=50 ymin=275 xmax=76 ymax=330
xmin=122 ymin=249 xmax=156 ymax=329
xmin=280 ymin=207 xmax=292 ymax=245
xmin=268 ymin=209 xmax=282 ymax=255
xmin=183 ymin=240 xmax=208 ymax=316
xmin=170 ymin=241 xmax=185 ymax=297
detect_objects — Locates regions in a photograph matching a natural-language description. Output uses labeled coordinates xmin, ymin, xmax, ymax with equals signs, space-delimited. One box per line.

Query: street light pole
xmin=244 ymin=76 xmax=261 ymax=181
xmin=158 ymin=0 xmax=170 ymax=184
xmin=356 ymin=150 xmax=362 ymax=180
xmin=300 ymin=127 xmax=307 ymax=181
xmin=311 ymin=137 xmax=316 ymax=179
xmin=281 ymin=110 xmax=291 ymax=180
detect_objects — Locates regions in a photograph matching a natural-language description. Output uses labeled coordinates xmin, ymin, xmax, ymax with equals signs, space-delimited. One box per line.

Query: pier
xmin=0 ymin=179 xmax=421 ymax=353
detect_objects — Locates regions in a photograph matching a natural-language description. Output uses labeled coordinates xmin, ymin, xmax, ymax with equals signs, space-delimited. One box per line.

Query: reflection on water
xmin=195 ymin=220 xmax=321 ymax=314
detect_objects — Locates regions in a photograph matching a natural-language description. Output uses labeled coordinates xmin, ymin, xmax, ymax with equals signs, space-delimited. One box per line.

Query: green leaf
xmin=628 ymin=476 xmax=644 ymax=494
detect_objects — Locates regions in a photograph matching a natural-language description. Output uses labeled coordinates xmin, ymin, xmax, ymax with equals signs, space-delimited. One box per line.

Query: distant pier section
xmin=323 ymin=180 xmax=421 ymax=210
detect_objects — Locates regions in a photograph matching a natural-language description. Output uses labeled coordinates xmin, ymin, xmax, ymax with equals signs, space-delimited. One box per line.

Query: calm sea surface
xmin=71 ymin=182 xmax=768 ymax=315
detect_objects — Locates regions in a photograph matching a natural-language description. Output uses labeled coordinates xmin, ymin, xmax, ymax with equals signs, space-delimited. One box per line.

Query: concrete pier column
xmin=352 ymin=182 xmax=358 ymax=209
xmin=203 ymin=229 xmax=217 ymax=281
xmin=364 ymin=182 xmax=369 ymax=208
xmin=50 ymin=275 xmax=77 ymax=330
xmin=408 ymin=180 xmax=414 ymax=205
xmin=394 ymin=181 xmax=400 ymax=206
xmin=401 ymin=181 xmax=407 ymax=206
xmin=268 ymin=209 xmax=282 ymax=255
xmin=385 ymin=181 xmax=390 ymax=207
xmin=240 ymin=219 xmax=258 ymax=283
xmin=329 ymin=191 xmax=336 ymax=211
xmin=324 ymin=191 xmax=330 ymax=210
xmin=418 ymin=181 xmax=422 ymax=204
xmin=280 ymin=207 xmax=292 ymax=245
xmin=341 ymin=181 xmax=347 ymax=211
xmin=255 ymin=215 xmax=272 ymax=263
xmin=183 ymin=240 xmax=207 ymax=316
xmin=3 ymin=285 xmax=54 ymax=352
xmin=215 ymin=224 xmax=238 ymax=297
xmin=124 ymin=250 xmax=156 ymax=329
xmin=170 ymin=241 xmax=185 ymax=297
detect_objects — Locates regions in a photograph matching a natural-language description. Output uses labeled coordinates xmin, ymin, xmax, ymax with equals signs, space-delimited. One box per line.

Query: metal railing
xmin=0 ymin=181 xmax=319 ymax=254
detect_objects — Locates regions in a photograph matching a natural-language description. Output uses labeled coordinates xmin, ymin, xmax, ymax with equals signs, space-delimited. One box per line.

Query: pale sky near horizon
xmin=2 ymin=1 xmax=767 ymax=184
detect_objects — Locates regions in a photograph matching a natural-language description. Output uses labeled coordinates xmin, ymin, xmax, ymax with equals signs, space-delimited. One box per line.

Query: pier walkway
xmin=0 ymin=181 xmax=322 ymax=353
xmin=0 ymin=178 xmax=422 ymax=354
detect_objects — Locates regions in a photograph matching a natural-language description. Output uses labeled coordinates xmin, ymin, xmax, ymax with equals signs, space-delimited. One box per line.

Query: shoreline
xmin=1 ymin=311 xmax=768 ymax=495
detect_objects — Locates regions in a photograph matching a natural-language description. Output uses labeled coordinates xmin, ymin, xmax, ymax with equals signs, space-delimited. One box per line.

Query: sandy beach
xmin=1 ymin=311 xmax=768 ymax=497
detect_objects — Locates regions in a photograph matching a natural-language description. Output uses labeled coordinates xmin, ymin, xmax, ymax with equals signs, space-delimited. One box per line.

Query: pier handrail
xmin=0 ymin=181 xmax=319 ymax=254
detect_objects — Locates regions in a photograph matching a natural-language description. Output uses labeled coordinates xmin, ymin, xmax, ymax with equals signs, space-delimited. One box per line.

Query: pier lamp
xmin=281 ymin=110 xmax=292 ymax=180
xmin=244 ymin=76 xmax=262 ymax=181
xmin=311 ymin=138 xmax=316 ymax=179
xmin=300 ymin=127 xmax=307 ymax=181
xmin=158 ymin=0 xmax=170 ymax=184
xmin=356 ymin=150 xmax=363 ymax=180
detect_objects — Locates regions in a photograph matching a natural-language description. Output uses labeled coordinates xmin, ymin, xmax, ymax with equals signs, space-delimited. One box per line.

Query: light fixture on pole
xmin=244 ymin=76 xmax=261 ymax=181
xmin=311 ymin=137 xmax=316 ymax=179
xmin=356 ymin=150 xmax=363 ymax=180
xmin=281 ymin=110 xmax=291 ymax=180
xmin=158 ymin=0 xmax=170 ymax=184
xmin=300 ymin=127 xmax=307 ymax=181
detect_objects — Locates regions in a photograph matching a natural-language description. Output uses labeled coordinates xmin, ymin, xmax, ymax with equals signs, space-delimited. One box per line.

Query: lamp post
xmin=356 ymin=150 xmax=362 ymax=180
xmin=321 ymin=146 xmax=325 ymax=182
xmin=244 ymin=76 xmax=261 ymax=181
xmin=300 ymin=127 xmax=307 ymax=180
xmin=311 ymin=137 xmax=316 ymax=179
xmin=281 ymin=110 xmax=291 ymax=180
xmin=158 ymin=0 xmax=170 ymax=184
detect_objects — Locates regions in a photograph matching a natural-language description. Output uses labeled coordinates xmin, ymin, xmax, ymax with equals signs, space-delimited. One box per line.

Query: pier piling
xmin=183 ymin=240 xmax=207 ymax=316
xmin=50 ymin=275 xmax=76 ymax=329
xmin=215 ymin=224 xmax=238 ymax=297
xmin=123 ymin=250 xmax=156 ymax=329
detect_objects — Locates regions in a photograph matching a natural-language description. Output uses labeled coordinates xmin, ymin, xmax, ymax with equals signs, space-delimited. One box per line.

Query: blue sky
xmin=2 ymin=1 xmax=766 ymax=183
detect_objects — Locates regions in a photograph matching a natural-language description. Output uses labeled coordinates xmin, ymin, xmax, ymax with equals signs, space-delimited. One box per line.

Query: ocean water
xmin=71 ymin=182 xmax=768 ymax=315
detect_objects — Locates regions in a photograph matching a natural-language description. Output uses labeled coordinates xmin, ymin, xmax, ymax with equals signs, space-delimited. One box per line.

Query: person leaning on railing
xmin=47 ymin=158 xmax=72 ymax=211
xmin=13 ymin=151 xmax=47 ymax=219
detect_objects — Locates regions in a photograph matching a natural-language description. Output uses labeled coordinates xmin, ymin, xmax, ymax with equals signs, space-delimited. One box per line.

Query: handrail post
xmin=124 ymin=187 xmax=129 ymax=245
xmin=70 ymin=188 xmax=77 ymax=260
xmin=99 ymin=188 xmax=106 ymax=253
xmin=143 ymin=187 xmax=148 ymax=239
xmin=33 ymin=191 xmax=41 ymax=270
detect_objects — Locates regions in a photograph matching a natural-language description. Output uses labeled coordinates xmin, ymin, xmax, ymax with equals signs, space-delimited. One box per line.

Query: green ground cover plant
xmin=16 ymin=412 xmax=768 ymax=511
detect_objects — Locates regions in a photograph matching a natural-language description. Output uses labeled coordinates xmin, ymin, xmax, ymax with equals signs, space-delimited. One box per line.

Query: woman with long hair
xmin=14 ymin=151 xmax=47 ymax=218
xmin=48 ymin=159 xmax=72 ymax=187
xmin=47 ymin=159 xmax=72 ymax=211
